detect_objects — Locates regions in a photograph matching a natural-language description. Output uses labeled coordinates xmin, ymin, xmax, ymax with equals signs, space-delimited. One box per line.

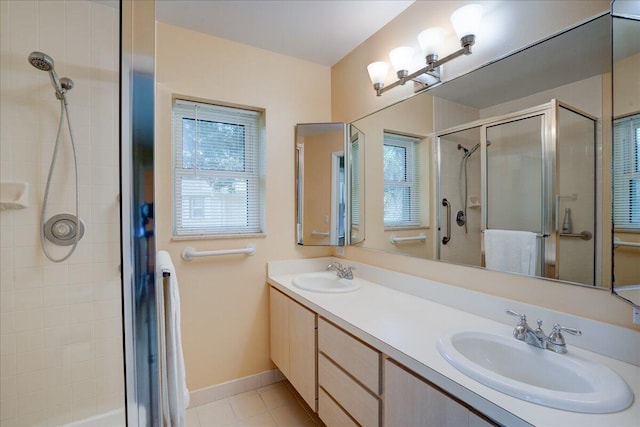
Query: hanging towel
xmin=156 ymin=250 xmax=190 ymax=427
xmin=484 ymin=229 xmax=538 ymax=275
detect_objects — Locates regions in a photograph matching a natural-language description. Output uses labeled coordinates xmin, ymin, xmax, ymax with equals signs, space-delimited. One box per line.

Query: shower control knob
xmin=53 ymin=221 xmax=72 ymax=237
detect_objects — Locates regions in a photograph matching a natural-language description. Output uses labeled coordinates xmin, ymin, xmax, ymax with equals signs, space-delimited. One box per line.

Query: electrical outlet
xmin=335 ymin=247 xmax=345 ymax=256
xmin=633 ymin=307 xmax=640 ymax=325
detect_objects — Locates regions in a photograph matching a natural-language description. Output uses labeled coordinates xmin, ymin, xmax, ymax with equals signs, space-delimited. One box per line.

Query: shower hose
xmin=40 ymin=97 xmax=80 ymax=262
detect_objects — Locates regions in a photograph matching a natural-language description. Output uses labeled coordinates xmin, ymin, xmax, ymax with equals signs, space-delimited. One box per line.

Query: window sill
xmin=384 ymin=225 xmax=429 ymax=232
xmin=171 ymin=232 xmax=267 ymax=241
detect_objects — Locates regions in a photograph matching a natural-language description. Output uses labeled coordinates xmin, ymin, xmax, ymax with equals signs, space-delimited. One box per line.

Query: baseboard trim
xmin=188 ymin=369 xmax=285 ymax=408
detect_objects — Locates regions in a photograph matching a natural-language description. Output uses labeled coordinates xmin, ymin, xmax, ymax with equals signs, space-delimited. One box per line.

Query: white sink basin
xmin=437 ymin=331 xmax=633 ymax=413
xmin=292 ymin=272 xmax=361 ymax=293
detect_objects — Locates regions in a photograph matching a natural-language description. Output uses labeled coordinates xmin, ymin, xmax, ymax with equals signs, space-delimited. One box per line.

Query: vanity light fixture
xmin=367 ymin=4 xmax=483 ymax=96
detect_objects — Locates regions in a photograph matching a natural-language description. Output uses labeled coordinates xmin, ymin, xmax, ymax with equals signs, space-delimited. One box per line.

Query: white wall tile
xmin=15 ymin=329 xmax=44 ymax=354
xmin=15 ymin=350 xmax=44 ymax=374
xmin=16 ymin=370 xmax=45 ymax=395
xmin=2 ymin=1 xmax=121 ymax=424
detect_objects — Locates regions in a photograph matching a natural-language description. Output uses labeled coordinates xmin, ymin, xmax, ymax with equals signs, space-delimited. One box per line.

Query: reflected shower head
xmin=457 ymin=143 xmax=470 ymax=155
xmin=28 ymin=51 xmax=54 ymax=71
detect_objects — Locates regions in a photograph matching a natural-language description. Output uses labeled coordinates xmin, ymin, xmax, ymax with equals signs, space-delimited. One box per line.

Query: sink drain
xmin=44 ymin=213 xmax=85 ymax=246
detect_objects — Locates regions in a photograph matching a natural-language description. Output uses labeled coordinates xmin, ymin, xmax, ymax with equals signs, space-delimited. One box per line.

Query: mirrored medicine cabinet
xmin=295 ymin=123 xmax=364 ymax=246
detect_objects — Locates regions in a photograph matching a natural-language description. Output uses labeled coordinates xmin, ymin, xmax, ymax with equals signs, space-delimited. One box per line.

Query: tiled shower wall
xmin=0 ymin=1 xmax=122 ymax=425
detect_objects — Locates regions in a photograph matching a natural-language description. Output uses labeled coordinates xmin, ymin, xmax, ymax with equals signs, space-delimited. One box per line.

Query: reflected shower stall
xmin=436 ymin=100 xmax=597 ymax=285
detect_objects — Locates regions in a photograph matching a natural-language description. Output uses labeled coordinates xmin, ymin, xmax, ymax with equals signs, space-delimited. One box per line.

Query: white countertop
xmin=267 ymin=258 xmax=640 ymax=427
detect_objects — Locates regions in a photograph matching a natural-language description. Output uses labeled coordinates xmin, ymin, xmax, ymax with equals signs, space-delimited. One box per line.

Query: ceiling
xmin=155 ymin=0 xmax=415 ymax=67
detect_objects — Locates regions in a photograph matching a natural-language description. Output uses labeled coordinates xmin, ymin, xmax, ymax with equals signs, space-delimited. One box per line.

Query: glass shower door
xmin=485 ymin=114 xmax=546 ymax=276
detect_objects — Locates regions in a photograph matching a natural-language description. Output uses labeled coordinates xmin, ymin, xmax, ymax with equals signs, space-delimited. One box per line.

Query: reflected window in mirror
xmin=351 ymin=137 xmax=361 ymax=228
xmin=383 ymin=132 xmax=422 ymax=228
xmin=613 ymin=114 xmax=640 ymax=230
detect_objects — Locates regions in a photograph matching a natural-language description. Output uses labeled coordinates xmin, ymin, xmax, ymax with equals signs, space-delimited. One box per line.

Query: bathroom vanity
xmin=268 ymin=258 xmax=640 ymax=426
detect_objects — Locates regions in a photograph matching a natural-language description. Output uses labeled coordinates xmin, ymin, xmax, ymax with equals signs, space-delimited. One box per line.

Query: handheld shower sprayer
xmin=28 ymin=51 xmax=74 ymax=100
xmin=28 ymin=51 xmax=82 ymax=262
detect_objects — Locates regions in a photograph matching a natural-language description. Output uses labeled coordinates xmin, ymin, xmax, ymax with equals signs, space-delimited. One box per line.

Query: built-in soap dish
xmin=468 ymin=195 xmax=481 ymax=208
xmin=0 ymin=182 xmax=29 ymax=210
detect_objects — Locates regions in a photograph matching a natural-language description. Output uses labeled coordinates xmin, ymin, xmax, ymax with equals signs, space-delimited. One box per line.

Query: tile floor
xmin=186 ymin=381 xmax=321 ymax=427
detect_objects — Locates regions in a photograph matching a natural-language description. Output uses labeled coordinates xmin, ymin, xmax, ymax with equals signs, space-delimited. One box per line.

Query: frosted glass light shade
xmin=418 ymin=27 xmax=445 ymax=56
xmin=389 ymin=46 xmax=414 ymax=72
xmin=367 ymin=61 xmax=389 ymax=84
xmin=450 ymin=4 xmax=483 ymax=39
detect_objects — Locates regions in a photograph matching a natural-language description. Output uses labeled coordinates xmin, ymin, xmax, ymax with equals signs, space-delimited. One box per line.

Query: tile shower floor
xmin=186 ymin=381 xmax=321 ymax=427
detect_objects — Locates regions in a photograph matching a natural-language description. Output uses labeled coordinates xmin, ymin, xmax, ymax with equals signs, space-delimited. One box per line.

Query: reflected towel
xmin=156 ymin=250 xmax=190 ymax=426
xmin=484 ymin=229 xmax=537 ymax=275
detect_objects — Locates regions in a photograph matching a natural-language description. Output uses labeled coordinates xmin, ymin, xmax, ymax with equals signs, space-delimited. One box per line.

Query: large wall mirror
xmin=353 ymin=10 xmax=638 ymax=294
xmin=296 ymin=123 xmax=365 ymax=246
xmin=611 ymin=1 xmax=640 ymax=305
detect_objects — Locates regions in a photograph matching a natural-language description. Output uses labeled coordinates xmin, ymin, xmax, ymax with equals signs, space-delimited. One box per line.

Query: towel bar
xmin=181 ymin=244 xmax=256 ymax=260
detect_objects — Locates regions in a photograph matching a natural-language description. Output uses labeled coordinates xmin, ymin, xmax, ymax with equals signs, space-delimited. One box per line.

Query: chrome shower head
xmin=28 ymin=51 xmax=54 ymax=71
xmin=28 ymin=51 xmax=73 ymax=99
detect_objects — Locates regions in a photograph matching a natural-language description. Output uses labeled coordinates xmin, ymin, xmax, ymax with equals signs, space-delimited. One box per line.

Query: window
xmin=351 ymin=136 xmax=360 ymax=227
xmin=613 ymin=114 xmax=640 ymax=230
xmin=173 ymin=99 xmax=264 ymax=237
xmin=383 ymin=132 xmax=421 ymax=227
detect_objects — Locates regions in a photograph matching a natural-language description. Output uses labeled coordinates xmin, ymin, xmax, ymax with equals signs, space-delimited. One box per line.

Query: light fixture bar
xmin=375 ymin=39 xmax=474 ymax=96
xmin=370 ymin=3 xmax=483 ymax=97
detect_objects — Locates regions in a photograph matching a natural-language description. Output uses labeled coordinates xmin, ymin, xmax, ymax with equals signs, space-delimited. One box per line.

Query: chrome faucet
xmin=326 ymin=261 xmax=355 ymax=280
xmin=506 ymin=309 xmax=582 ymax=354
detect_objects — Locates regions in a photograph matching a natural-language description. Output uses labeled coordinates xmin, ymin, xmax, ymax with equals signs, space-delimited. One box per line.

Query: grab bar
xmin=311 ymin=230 xmax=330 ymax=236
xmin=181 ymin=244 xmax=256 ymax=260
xmin=442 ymin=198 xmax=451 ymax=245
xmin=390 ymin=233 xmax=426 ymax=244
xmin=614 ymin=238 xmax=640 ymax=248
xmin=559 ymin=231 xmax=592 ymax=241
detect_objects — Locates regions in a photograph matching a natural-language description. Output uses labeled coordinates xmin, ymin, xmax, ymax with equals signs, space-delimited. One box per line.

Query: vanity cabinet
xmin=270 ymin=285 xmax=497 ymax=426
xmin=269 ymin=287 xmax=316 ymax=409
xmin=317 ymin=318 xmax=381 ymax=427
xmin=384 ymin=359 xmax=496 ymax=427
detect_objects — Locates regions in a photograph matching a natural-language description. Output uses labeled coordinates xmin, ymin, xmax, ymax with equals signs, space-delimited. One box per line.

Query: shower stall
xmin=1 ymin=1 xmax=158 ymax=426
xmin=436 ymin=100 xmax=597 ymax=285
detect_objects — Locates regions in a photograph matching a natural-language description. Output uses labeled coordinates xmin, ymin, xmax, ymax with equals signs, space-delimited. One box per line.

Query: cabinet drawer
xmin=319 ymin=353 xmax=379 ymax=427
xmin=318 ymin=387 xmax=358 ymax=427
xmin=318 ymin=318 xmax=380 ymax=394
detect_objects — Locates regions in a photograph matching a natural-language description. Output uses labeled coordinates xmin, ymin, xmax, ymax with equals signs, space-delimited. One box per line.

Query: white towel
xmin=484 ymin=229 xmax=538 ymax=276
xmin=156 ymin=250 xmax=190 ymax=426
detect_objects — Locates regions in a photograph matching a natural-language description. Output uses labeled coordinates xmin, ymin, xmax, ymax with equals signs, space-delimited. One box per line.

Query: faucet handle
xmin=506 ymin=309 xmax=526 ymax=322
xmin=547 ymin=323 xmax=582 ymax=354
xmin=551 ymin=323 xmax=582 ymax=336
xmin=506 ymin=309 xmax=528 ymax=340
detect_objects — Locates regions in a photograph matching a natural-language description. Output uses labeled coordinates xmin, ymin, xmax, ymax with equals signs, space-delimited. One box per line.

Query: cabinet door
xmin=384 ymin=359 xmax=470 ymax=427
xmin=269 ymin=287 xmax=290 ymax=377
xmin=289 ymin=300 xmax=317 ymax=410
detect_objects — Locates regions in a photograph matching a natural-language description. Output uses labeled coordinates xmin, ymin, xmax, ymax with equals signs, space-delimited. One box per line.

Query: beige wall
xmin=614 ymin=52 xmax=640 ymax=116
xmin=331 ymin=0 xmax=610 ymax=123
xmin=155 ymin=23 xmax=332 ymax=390
xmin=300 ymin=131 xmax=343 ymax=245
xmin=331 ymin=1 xmax=639 ymax=329
xmin=0 ymin=1 xmax=122 ymax=424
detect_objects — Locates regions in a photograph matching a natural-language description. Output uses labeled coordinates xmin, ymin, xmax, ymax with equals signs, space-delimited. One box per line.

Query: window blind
xmin=173 ymin=99 xmax=264 ymax=236
xmin=383 ymin=132 xmax=421 ymax=227
xmin=613 ymin=114 xmax=640 ymax=230
xmin=351 ymin=138 xmax=360 ymax=226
